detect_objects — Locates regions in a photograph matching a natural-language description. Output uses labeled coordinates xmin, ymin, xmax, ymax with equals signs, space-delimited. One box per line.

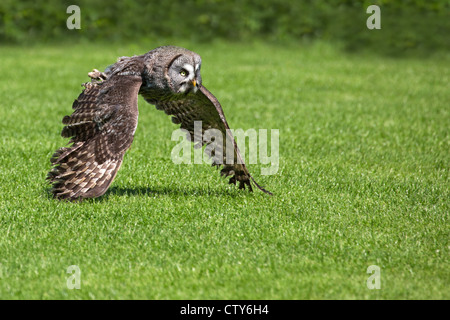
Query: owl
xmin=47 ymin=46 xmax=272 ymax=200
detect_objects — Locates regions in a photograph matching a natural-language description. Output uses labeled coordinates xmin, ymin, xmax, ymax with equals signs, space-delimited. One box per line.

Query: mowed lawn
xmin=0 ymin=41 xmax=448 ymax=299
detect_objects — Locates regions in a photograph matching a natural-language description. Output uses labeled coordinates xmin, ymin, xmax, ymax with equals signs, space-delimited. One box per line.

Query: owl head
xmin=167 ymin=52 xmax=202 ymax=94
xmin=141 ymin=46 xmax=203 ymax=100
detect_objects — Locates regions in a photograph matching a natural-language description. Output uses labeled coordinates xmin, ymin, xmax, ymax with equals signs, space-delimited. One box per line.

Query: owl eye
xmin=180 ymin=69 xmax=188 ymax=77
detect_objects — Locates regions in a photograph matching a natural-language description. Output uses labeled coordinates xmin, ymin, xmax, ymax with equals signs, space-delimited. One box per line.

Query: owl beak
xmin=191 ymin=79 xmax=197 ymax=87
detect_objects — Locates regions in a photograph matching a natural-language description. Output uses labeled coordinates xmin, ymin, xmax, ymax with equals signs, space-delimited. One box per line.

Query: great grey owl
xmin=47 ymin=46 xmax=271 ymax=200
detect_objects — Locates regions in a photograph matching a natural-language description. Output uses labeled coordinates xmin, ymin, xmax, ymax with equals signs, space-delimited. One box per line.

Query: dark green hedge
xmin=1 ymin=0 xmax=449 ymax=55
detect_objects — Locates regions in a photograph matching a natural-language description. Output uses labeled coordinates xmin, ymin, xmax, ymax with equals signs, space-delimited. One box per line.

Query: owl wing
xmin=47 ymin=72 xmax=142 ymax=200
xmin=155 ymin=85 xmax=272 ymax=195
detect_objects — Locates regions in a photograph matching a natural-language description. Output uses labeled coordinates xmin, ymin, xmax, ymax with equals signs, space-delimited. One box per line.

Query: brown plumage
xmin=47 ymin=46 xmax=271 ymax=200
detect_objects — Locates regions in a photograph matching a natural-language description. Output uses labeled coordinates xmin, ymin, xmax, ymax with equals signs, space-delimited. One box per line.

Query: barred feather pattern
xmin=47 ymin=141 xmax=123 ymax=200
xmin=47 ymin=58 xmax=143 ymax=200
xmin=147 ymin=85 xmax=272 ymax=194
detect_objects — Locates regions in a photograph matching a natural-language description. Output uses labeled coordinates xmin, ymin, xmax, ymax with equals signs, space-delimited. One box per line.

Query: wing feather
xmin=48 ymin=63 xmax=143 ymax=200
xmin=155 ymin=85 xmax=272 ymax=195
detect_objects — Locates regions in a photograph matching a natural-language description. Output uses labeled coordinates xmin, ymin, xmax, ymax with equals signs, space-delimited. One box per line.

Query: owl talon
xmin=88 ymin=69 xmax=107 ymax=82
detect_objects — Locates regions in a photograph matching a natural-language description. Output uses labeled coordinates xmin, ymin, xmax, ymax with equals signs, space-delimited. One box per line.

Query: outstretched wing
xmin=47 ymin=70 xmax=142 ymax=200
xmin=154 ymin=85 xmax=272 ymax=194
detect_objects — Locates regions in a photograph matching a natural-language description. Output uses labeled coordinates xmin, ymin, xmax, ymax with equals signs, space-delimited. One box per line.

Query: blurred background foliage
xmin=0 ymin=0 xmax=449 ymax=56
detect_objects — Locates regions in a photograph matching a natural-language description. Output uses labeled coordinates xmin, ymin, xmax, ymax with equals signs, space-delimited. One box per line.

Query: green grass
xmin=0 ymin=40 xmax=448 ymax=299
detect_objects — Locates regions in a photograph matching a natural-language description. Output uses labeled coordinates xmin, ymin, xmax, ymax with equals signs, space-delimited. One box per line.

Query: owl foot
xmin=88 ymin=69 xmax=107 ymax=82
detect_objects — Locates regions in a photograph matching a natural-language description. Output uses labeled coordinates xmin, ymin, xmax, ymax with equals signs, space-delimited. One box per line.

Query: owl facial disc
xmin=180 ymin=63 xmax=198 ymax=93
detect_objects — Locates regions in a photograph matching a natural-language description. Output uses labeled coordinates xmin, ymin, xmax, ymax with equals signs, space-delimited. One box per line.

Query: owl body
xmin=47 ymin=46 xmax=271 ymax=200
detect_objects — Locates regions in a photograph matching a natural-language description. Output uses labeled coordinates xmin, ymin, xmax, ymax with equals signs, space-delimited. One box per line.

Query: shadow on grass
xmin=101 ymin=184 xmax=243 ymax=200
xmin=44 ymin=180 xmax=247 ymax=202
